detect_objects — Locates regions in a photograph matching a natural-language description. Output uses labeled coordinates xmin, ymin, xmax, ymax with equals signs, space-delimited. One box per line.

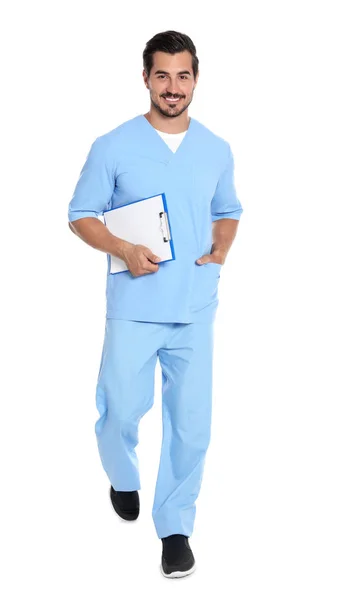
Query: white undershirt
xmin=155 ymin=129 xmax=188 ymax=153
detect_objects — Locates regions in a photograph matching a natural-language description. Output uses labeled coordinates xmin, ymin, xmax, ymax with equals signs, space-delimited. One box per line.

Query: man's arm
xmin=69 ymin=217 xmax=161 ymax=275
xmin=211 ymin=218 xmax=239 ymax=264
xmin=68 ymin=137 xmax=130 ymax=259
xmin=68 ymin=217 xmax=128 ymax=261
xmin=68 ymin=137 xmax=160 ymax=275
xmin=196 ymin=142 xmax=243 ymax=265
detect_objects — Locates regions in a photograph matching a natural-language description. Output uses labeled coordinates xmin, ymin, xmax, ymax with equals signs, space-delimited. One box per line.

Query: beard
xmin=150 ymin=92 xmax=193 ymax=118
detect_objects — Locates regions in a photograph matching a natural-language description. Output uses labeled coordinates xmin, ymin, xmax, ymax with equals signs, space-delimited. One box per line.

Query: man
xmin=68 ymin=30 xmax=243 ymax=578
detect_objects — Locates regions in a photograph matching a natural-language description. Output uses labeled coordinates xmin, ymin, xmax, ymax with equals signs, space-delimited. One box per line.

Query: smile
xmin=163 ymin=97 xmax=182 ymax=103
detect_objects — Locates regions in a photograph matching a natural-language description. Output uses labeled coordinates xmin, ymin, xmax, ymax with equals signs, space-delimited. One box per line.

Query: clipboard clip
xmin=159 ymin=211 xmax=171 ymax=242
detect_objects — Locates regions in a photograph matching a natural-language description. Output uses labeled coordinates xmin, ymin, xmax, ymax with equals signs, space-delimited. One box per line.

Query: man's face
xmin=143 ymin=50 xmax=198 ymax=119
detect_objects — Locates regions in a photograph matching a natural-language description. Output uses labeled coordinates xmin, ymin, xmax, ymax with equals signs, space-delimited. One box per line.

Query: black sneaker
xmin=161 ymin=534 xmax=196 ymax=578
xmin=109 ymin=485 xmax=139 ymax=521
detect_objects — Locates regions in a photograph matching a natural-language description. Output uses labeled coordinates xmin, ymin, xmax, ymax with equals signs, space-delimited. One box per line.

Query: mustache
xmin=162 ymin=94 xmax=184 ymax=99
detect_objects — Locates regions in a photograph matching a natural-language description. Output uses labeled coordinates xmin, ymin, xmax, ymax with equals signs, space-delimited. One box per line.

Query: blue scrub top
xmin=68 ymin=114 xmax=243 ymax=323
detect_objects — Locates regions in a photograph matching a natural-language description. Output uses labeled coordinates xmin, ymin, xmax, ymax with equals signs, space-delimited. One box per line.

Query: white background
xmin=1 ymin=0 xmax=336 ymax=598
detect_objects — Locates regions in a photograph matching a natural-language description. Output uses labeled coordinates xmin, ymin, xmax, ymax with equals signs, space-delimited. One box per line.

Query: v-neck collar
xmin=138 ymin=113 xmax=195 ymax=165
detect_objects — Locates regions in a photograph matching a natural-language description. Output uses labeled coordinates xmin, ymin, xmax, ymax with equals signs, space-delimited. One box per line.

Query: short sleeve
xmin=211 ymin=143 xmax=243 ymax=221
xmin=68 ymin=136 xmax=115 ymax=222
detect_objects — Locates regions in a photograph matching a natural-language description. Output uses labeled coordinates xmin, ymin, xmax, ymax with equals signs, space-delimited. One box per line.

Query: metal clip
xmin=159 ymin=211 xmax=171 ymax=242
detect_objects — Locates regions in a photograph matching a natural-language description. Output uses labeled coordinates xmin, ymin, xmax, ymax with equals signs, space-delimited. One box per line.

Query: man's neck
xmin=144 ymin=110 xmax=190 ymax=134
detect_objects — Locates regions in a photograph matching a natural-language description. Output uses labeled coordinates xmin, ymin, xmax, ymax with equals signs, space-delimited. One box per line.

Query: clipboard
xmin=103 ymin=193 xmax=175 ymax=274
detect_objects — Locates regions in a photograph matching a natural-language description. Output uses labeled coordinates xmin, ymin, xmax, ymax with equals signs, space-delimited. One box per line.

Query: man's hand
xmin=195 ymin=249 xmax=225 ymax=266
xmin=122 ymin=242 xmax=161 ymax=277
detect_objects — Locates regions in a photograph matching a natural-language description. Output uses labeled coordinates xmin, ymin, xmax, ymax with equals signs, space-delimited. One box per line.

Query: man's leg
xmin=95 ymin=318 xmax=162 ymax=491
xmin=152 ymin=320 xmax=215 ymax=538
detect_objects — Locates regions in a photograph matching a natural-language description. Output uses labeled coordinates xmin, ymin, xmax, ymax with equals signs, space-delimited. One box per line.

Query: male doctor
xmin=68 ymin=30 xmax=243 ymax=578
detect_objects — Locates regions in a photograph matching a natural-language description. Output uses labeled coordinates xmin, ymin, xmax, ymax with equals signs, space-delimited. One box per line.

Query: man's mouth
xmin=163 ymin=96 xmax=182 ymax=103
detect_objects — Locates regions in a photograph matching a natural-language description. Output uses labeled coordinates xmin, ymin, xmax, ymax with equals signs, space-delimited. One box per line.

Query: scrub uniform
xmin=68 ymin=114 xmax=243 ymax=538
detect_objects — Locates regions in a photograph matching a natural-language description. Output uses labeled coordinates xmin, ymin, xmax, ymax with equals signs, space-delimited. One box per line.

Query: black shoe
xmin=161 ymin=534 xmax=196 ymax=578
xmin=109 ymin=485 xmax=139 ymax=521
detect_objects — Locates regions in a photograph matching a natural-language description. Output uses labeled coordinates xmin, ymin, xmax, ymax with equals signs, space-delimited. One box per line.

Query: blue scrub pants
xmin=95 ymin=318 xmax=215 ymax=539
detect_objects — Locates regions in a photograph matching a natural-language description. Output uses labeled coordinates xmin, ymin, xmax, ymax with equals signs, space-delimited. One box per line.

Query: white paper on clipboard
xmin=103 ymin=193 xmax=175 ymax=274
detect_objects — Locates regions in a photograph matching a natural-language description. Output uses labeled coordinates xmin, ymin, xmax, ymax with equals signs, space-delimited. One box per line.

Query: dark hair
xmin=143 ymin=30 xmax=199 ymax=79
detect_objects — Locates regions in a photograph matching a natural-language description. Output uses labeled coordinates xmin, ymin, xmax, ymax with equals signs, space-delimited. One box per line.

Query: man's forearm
xmin=69 ymin=217 xmax=130 ymax=260
xmin=211 ymin=218 xmax=239 ymax=262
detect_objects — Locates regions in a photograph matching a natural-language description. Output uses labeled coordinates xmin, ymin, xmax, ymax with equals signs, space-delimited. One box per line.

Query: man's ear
xmin=142 ymin=69 xmax=149 ymax=88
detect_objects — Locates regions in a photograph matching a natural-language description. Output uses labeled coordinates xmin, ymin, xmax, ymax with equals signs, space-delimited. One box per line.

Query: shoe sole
xmin=111 ymin=502 xmax=139 ymax=521
xmin=160 ymin=562 xmax=196 ymax=578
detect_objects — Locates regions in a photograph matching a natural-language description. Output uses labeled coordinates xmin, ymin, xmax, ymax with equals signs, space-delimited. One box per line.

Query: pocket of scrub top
xmin=205 ymin=262 xmax=222 ymax=271
xmin=204 ymin=262 xmax=222 ymax=284
xmin=203 ymin=261 xmax=222 ymax=276
xmin=190 ymin=261 xmax=222 ymax=311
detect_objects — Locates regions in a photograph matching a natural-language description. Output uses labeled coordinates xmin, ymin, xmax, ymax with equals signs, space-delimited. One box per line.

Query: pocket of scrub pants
xmin=190 ymin=262 xmax=222 ymax=312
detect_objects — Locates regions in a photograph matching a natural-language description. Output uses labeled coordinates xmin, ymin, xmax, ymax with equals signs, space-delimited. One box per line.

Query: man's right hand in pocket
xmin=121 ymin=242 xmax=161 ymax=277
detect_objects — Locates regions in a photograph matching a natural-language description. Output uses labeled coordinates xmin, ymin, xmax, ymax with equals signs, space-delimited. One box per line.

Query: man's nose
xmin=165 ymin=81 xmax=181 ymax=95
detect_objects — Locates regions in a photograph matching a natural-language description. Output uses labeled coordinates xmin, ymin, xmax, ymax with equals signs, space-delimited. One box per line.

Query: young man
xmin=68 ymin=30 xmax=243 ymax=578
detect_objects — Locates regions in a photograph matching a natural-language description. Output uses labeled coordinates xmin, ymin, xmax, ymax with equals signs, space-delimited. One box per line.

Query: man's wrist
xmin=211 ymin=245 xmax=228 ymax=264
xmin=114 ymin=239 xmax=133 ymax=261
